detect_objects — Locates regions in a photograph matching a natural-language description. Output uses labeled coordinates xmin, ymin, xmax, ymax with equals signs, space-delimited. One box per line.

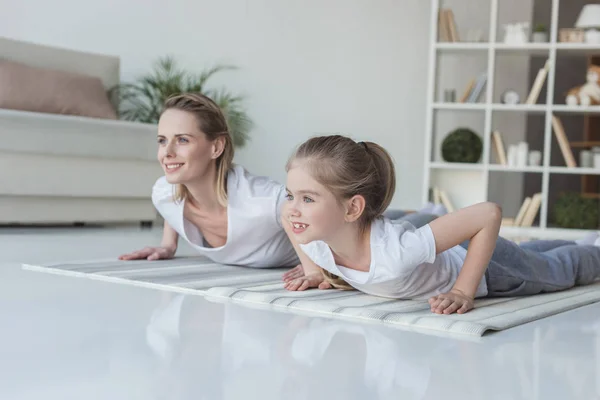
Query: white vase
xmin=532 ymin=32 xmax=548 ymax=43
xmin=585 ymin=29 xmax=600 ymax=44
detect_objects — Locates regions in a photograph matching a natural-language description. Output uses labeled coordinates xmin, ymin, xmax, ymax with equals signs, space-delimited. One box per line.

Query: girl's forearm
xmin=428 ymin=202 xmax=502 ymax=298
xmin=451 ymin=215 xmax=501 ymax=298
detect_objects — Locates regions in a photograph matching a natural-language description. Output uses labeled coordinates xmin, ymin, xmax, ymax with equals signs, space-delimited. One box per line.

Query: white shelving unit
xmin=423 ymin=0 xmax=600 ymax=238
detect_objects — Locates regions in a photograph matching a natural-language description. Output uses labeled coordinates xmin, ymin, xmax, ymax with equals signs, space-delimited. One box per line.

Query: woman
xmin=119 ymin=93 xmax=299 ymax=268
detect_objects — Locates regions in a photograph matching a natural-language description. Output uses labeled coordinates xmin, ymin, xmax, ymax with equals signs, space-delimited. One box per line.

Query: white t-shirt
xmin=152 ymin=164 xmax=299 ymax=268
xmin=299 ymin=217 xmax=488 ymax=299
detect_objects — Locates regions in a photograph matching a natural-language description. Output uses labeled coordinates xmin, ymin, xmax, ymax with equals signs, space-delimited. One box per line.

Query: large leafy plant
xmin=109 ymin=56 xmax=253 ymax=148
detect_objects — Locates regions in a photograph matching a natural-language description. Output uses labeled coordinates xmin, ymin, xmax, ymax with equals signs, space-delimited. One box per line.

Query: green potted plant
xmin=109 ymin=56 xmax=253 ymax=148
xmin=441 ymin=127 xmax=483 ymax=163
xmin=532 ymin=23 xmax=548 ymax=43
xmin=552 ymin=191 xmax=600 ymax=229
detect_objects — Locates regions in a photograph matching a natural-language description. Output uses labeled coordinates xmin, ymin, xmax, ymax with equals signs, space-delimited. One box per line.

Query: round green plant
xmin=553 ymin=192 xmax=600 ymax=229
xmin=441 ymin=128 xmax=483 ymax=163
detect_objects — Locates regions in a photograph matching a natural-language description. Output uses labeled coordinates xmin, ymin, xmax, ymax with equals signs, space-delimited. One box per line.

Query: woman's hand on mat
xmin=118 ymin=246 xmax=176 ymax=261
xmin=284 ymin=272 xmax=332 ymax=291
xmin=282 ymin=265 xmax=305 ymax=282
xmin=428 ymin=288 xmax=474 ymax=315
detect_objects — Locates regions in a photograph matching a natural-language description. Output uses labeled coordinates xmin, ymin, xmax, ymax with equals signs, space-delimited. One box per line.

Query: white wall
xmin=0 ymin=0 xmax=432 ymax=210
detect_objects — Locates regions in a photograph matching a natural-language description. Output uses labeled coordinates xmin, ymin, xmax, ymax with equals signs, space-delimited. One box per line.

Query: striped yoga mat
xmin=22 ymin=258 xmax=600 ymax=337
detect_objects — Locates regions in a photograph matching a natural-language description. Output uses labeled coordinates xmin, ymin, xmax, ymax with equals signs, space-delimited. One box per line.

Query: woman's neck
xmin=327 ymin=222 xmax=372 ymax=272
xmin=184 ymin=164 xmax=224 ymax=212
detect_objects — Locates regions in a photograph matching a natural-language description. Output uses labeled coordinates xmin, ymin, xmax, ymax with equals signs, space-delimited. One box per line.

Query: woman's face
xmin=157 ymin=109 xmax=216 ymax=184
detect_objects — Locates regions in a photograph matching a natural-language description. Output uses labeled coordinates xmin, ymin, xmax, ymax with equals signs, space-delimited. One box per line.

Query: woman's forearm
xmin=160 ymin=221 xmax=179 ymax=251
xmin=428 ymin=202 xmax=502 ymax=298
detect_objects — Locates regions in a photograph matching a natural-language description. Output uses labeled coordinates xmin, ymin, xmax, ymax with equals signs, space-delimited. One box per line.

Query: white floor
xmin=1 ymin=226 xmax=600 ymax=400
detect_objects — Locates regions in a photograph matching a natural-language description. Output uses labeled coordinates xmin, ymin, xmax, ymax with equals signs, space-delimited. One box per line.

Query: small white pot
xmin=532 ymin=32 xmax=548 ymax=43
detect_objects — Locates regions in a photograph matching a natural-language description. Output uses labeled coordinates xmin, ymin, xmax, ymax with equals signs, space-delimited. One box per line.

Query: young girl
xmin=282 ymin=134 xmax=600 ymax=315
xmin=119 ymin=93 xmax=299 ymax=268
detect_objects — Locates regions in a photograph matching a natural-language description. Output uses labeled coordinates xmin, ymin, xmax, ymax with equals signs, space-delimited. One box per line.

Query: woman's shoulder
xmin=151 ymin=176 xmax=175 ymax=205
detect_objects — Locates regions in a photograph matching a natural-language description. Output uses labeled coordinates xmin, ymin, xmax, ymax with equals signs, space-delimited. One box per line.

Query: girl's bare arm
xmin=428 ymin=201 xmax=502 ymax=299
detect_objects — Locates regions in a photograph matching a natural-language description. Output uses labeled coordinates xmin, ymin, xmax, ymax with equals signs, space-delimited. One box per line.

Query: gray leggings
xmin=383 ymin=209 xmax=438 ymax=229
xmin=460 ymin=238 xmax=600 ymax=297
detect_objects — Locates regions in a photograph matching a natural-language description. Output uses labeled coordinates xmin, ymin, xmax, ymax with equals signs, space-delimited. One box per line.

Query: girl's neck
xmin=185 ymin=164 xmax=224 ymax=212
xmin=327 ymin=222 xmax=372 ymax=272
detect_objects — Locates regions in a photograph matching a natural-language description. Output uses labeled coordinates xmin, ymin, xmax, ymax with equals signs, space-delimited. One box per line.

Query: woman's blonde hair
xmin=162 ymin=93 xmax=233 ymax=207
xmin=286 ymin=134 xmax=396 ymax=290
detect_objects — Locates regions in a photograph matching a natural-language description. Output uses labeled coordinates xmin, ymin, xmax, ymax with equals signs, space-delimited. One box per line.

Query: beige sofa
xmin=0 ymin=37 xmax=162 ymax=225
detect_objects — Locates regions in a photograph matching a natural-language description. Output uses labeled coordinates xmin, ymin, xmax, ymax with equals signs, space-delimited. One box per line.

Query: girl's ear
xmin=211 ymin=136 xmax=226 ymax=159
xmin=344 ymin=195 xmax=366 ymax=223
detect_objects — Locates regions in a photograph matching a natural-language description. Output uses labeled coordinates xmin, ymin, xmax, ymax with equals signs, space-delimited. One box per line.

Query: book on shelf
xmin=501 ymin=217 xmax=515 ymax=227
xmin=460 ymin=73 xmax=487 ymax=103
xmin=431 ymin=186 xmax=455 ymax=213
xmin=551 ymin=115 xmax=577 ymax=168
xmin=525 ymin=59 xmax=550 ymax=105
xmin=438 ymin=9 xmax=459 ymax=42
xmin=520 ymin=193 xmax=543 ymax=227
xmin=439 ymin=189 xmax=455 ymax=213
xmin=432 ymin=187 xmax=441 ymax=204
xmin=491 ymin=131 xmax=507 ymax=165
xmin=514 ymin=196 xmax=532 ymax=226
xmin=459 ymin=78 xmax=476 ymax=103
xmin=512 ymin=193 xmax=542 ymax=227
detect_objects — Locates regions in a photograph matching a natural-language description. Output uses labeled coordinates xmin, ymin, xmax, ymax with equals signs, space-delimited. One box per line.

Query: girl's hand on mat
xmin=428 ymin=289 xmax=474 ymax=315
xmin=284 ymin=272 xmax=332 ymax=291
xmin=118 ymin=246 xmax=176 ymax=261
xmin=282 ymin=265 xmax=305 ymax=282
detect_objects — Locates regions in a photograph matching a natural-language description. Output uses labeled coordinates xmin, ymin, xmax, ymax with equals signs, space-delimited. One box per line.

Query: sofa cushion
xmin=0 ymin=59 xmax=117 ymax=119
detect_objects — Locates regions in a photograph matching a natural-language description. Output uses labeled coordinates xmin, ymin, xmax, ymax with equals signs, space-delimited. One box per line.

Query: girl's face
xmin=157 ymin=109 xmax=217 ymax=184
xmin=284 ymin=162 xmax=347 ymax=244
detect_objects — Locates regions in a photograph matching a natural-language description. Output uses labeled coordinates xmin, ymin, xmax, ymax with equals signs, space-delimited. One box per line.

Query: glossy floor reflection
xmin=1 ymin=227 xmax=599 ymax=399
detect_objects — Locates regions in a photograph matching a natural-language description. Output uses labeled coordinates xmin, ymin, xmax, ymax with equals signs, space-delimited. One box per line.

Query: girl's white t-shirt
xmin=152 ymin=164 xmax=299 ymax=268
xmin=299 ymin=217 xmax=488 ymax=299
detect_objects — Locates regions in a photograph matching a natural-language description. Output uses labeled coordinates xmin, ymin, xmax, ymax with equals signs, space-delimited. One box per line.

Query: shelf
xmin=582 ymin=193 xmax=600 ymax=199
xmin=436 ymin=42 xmax=600 ymax=56
xmin=491 ymin=104 xmax=547 ymax=113
xmin=494 ymin=43 xmax=550 ymax=56
xmin=569 ymin=141 xmax=600 ymax=148
xmin=551 ymin=105 xmax=600 ymax=114
xmin=555 ymin=43 xmax=600 ymax=55
xmin=488 ymin=165 xmax=544 ymax=173
xmin=435 ymin=42 xmax=489 ymax=52
xmin=549 ymin=167 xmax=600 ymax=175
xmin=429 ymin=162 xmax=483 ymax=171
xmin=432 ymin=104 xmax=600 ymax=114
xmin=425 ymin=1 xmax=600 ymax=238
xmin=432 ymin=103 xmax=486 ymax=110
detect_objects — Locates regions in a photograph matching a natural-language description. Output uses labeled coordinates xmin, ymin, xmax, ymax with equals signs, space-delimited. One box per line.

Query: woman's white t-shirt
xmin=299 ymin=217 xmax=488 ymax=299
xmin=152 ymin=164 xmax=299 ymax=268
